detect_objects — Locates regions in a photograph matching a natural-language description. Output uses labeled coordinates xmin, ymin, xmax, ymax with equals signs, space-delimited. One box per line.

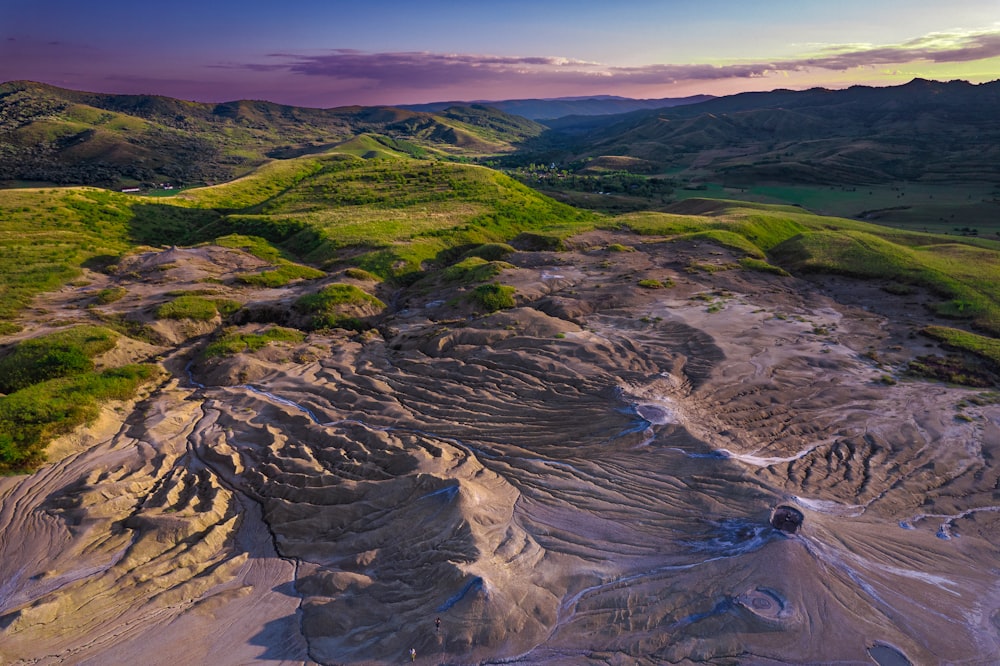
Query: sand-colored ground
xmin=1 ymin=233 xmax=999 ymax=664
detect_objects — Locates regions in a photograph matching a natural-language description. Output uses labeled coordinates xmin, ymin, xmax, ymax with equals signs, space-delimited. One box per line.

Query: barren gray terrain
xmin=2 ymin=232 xmax=999 ymax=665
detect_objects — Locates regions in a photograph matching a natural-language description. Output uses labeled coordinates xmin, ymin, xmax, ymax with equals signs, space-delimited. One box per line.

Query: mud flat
xmin=1 ymin=232 xmax=999 ymax=664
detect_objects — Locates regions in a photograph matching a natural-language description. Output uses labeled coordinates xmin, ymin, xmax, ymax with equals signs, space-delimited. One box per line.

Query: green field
xmin=665 ymin=182 xmax=1000 ymax=235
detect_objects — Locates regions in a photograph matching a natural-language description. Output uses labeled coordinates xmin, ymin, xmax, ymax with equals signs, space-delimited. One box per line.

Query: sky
xmin=2 ymin=0 xmax=1000 ymax=107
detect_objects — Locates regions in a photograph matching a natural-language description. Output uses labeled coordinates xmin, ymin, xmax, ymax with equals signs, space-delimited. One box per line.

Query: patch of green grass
xmin=606 ymin=243 xmax=635 ymax=252
xmin=688 ymin=262 xmax=739 ymax=273
xmin=156 ymin=295 xmax=240 ymax=321
xmin=443 ymin=257 xmax=511 ymax=283
xmin=922 ymin=326 xmax=1000 ymax=369
xmin=343 ymin=267 xmax=381 ymax=281
xmin=0 ymin=364 xmax=157 ymax=474
xmin=638 ymin=278 xmax=670 ymax=289
xmin=472 ymin=283 xmax=516 ymax=312
xmin=214 ymin=233 xmax=326 ymax=286
xmin=236 ymin=263 xmax=324 ymax=287
xmin=0 ymin=325 xmax=118 ymax=394
xmin=94 ymin=286 xmax=127 ymax=304
xmin=203 ymin=326 xmax=305 ymax=358
xmin=212 ymin=234 xmax=289 ymax=262
xmin=739 ymin=257 xmax=790 ymax=276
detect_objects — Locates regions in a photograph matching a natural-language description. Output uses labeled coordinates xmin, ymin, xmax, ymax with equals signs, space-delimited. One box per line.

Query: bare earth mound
xmin=1 ymin=233 xmax=999 ymax=664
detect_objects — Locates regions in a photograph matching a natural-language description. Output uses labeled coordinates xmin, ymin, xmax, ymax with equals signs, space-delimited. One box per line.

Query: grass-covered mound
xmin=203 ymin=326 xmax=305 ymax=358
xmin=0 ymin=154 xmax=592 ymax=333
xmin=294 ymin=284 xmax=386 ymax=331
xmin=472 ymin=283 xmax=517 ymax=312
xmin=156 ymin=295 xmax=241 ymax=321
xmin=187 ymin=155 xmax=593 ymax=279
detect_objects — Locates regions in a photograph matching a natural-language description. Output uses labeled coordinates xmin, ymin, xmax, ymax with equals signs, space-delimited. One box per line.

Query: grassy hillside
xmin=0 ymin=81 xmax=545 ymax=189
xmin=0 ymin=153 xmax=592 ymax=333
xmin=531 ymin=79 xmax=1000 ymax=185
xmin=619 ymin=199 xmax=1000 ymax=336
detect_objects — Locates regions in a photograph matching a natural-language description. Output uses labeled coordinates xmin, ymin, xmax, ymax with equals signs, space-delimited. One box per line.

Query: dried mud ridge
xmin=2 ymin=232 xmax=1000 ymax=665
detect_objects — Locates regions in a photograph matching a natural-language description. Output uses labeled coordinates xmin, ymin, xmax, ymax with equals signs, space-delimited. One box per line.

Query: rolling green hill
xmin=0 ymin=81 xmax=545 ymax=189
xmin=0 ymin=152 xmax=592 ymax=334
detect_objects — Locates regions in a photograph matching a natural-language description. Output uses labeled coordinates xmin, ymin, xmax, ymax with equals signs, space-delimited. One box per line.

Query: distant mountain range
xmin=514 ymin=78 xmax=1000 ymax=186
xmin=400 ymin=94 xmax=714 ymax=120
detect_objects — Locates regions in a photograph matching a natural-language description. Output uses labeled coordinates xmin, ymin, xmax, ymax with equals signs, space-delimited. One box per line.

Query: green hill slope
xmin=0 ymin=81 xmax=545 ymax=189
xmin=620 ymin=199 xmax=1000 ymax=335
xmin=0 ymin=153 xmax=591 ymax=333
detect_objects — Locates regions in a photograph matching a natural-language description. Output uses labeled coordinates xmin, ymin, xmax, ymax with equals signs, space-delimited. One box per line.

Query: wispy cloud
xmin=231 ymin=28 xmax=1000 ymax=91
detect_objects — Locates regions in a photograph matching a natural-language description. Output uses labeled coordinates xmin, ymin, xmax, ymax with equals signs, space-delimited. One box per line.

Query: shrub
xmin=472 ymin=283 xmax=516 ymax=311
xmin=638 ymin=278 xmax=671 ymax=289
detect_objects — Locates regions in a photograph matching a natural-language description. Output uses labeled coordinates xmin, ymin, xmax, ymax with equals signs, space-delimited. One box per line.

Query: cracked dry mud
xmin=1 ymin=232 xmax=999 ymax=665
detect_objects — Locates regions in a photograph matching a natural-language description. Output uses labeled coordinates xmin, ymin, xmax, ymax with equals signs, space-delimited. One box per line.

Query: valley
xmin=0 ymin=80 xmax=999 ymax=664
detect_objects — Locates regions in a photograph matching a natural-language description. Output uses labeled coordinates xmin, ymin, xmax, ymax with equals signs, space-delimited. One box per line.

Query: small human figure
xmin=409 ymin=647 xmax=416 ymax=661
xmin=435 ymin=617 xmax=441 ymax=632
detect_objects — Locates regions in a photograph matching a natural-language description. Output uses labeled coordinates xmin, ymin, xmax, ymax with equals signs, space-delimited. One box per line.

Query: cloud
xmin=796 ymin=29 xmax=1000 ymax=69
xmin=230 ymin=27 xmax=1000 ymax=92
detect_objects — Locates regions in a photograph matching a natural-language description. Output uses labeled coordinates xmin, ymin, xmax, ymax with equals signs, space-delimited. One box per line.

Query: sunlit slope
xmin=0 ymin=81 xmax=545 ymax=187
xmin=176 ymin=153 xmax=594 ymax=275
xmin=4 ymin=161 xmax=999 ymax=341
xmin=620 ymin=199 xmax=1000 ymax=335
xmin=0 ymin=154 xmax=592 ymax=326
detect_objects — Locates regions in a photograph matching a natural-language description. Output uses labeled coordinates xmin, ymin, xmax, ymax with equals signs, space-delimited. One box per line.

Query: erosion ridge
xmin=1 ymin=228 xmax=998 ymax=664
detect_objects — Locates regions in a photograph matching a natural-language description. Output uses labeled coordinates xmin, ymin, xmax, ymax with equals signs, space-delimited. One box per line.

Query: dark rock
xmin=770 ymin=505 xmax=804 ymax=534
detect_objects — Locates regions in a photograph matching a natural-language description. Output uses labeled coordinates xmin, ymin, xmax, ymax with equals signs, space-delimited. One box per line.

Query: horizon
xmin=2 ymin=1 xmax=1000 ymax=107
xmin=3 ymin=75 xmax=996 ymax=111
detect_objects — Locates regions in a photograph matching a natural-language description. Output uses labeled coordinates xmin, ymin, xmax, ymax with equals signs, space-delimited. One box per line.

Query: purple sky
xmin=2 ymin=1 xmax=999 ymax=107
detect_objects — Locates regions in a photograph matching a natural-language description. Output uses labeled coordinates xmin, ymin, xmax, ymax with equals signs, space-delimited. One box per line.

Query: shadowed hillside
xmin=515 ymin=79 xmax=1000 ymax=186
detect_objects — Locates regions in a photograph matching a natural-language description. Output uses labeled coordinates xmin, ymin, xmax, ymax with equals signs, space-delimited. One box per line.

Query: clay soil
xmin=1 ymin=232 xmax=999 ymax=665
